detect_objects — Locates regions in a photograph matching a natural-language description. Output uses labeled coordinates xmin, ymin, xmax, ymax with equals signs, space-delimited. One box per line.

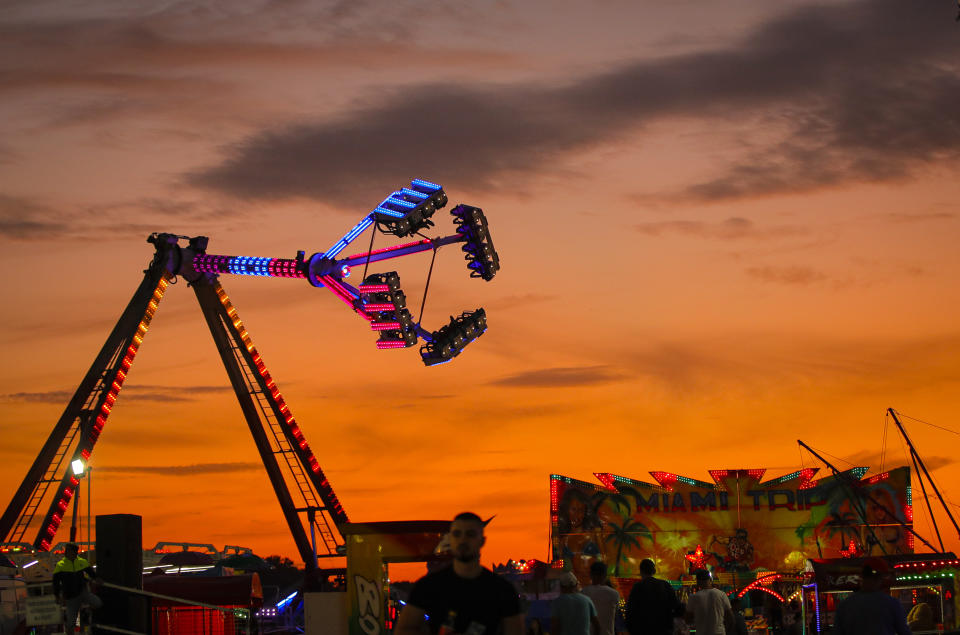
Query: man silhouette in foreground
xmin=396 ymin=512 xmax=523 ymax=634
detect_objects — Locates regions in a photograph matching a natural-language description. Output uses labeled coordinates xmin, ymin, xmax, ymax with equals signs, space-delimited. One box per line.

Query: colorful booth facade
xmin=550 ymin=467 xmax=912 ymax=581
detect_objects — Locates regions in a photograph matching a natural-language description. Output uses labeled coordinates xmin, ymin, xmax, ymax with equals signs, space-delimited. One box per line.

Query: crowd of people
xmin=396 ymin=512 xmax=915 ymax=635
xmin=396 ymin=513 xmax=753 ymax=635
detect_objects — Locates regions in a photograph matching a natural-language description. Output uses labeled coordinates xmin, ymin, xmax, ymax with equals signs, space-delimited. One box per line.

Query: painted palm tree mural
xmin=550 ymin=467 xmax=912 ymax=581
xmin=822 ymin=510 xmax=863 ymax=552
xmin=604 ymin=518 xmax=651 ymax=576
xmin=604 ymin=484 xmax=657 ymax=575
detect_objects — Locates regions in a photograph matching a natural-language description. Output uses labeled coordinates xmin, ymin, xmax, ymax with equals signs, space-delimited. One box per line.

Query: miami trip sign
xmin=550 ymin=467 xmax=912 ymax=580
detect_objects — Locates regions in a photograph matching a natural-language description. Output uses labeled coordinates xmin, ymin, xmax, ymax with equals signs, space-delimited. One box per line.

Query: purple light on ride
xmin=193 ymin=254 xmax=305 ymax=279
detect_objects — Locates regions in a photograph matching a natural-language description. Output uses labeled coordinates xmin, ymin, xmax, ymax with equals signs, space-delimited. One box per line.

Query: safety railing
xmin=94 ymin=581 xmax=253 ymax=635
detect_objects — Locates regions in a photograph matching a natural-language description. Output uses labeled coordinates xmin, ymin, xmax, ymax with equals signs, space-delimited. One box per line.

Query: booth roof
xmin=143 ymin=572 xmax=262 ymax=607
xmin=809 ymin=552 xmax=958 ymax=591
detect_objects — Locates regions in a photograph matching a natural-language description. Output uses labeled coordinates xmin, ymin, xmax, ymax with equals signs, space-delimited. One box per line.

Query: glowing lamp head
xmin=71 ymin=459 xmax=85 ymax=476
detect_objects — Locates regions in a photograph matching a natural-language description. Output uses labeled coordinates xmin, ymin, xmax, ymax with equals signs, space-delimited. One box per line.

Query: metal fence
xmin=151 ymin=604 xmax=251 ymax=635
xmin=96 ymin=581 xmax=252 ymax=635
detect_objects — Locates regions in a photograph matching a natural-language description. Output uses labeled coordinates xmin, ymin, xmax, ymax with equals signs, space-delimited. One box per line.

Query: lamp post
xmin=87 ymin=466 xmax=92 ymax=553
xmin=70 ymin=459 xmax=84 ymax=543
xmin=70 ymin=459 xmax=92 ymax=552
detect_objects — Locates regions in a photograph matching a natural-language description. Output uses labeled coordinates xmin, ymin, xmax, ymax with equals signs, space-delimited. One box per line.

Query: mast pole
xmin=888 ymin=408 xmax=960 ymax=540
xmin=797 ymin=439 xmax=938 ymax=553
xmin=909 ymin=448 xmax=944 ymax=551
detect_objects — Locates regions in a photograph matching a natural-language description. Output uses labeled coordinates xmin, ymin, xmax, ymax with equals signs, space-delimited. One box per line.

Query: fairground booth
xmin=808 ymin=554 xmax=960 ymax=633
xmin=549 ymin=466 xmax=960 ymax=632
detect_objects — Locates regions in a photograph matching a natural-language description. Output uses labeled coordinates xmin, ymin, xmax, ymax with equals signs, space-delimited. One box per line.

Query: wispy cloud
xmin=634 ymin=217 xmax=804 ymax=240
xmin=0 ymin=390 xmax=74 ymax=404
xmin=746 ymin=265 xmax=828 ymax=286
xmin=486 ymin=293 xmax=557 ymax=311
xmin=489 ymin=366 xmax=627 ymax=388
xmin=883 ymin=212 xmax=957 ymax=224
xmin=95 ymin=462 xmax=260 ymax=476
xmin=471 ymin=402 xmax=578 ymax=420
xmin=0 ymin=8 xmax=516 ymax=131
xmin=185 ymin=0 xmax=959 ymax=206
xmin=0 ymin=385 xmax=232 ymax=404
xmin=819 ymin=448 xmax=954 ymax=474
xmin=132 ymin=385 xmax=234 ymax=396
xmin=0 ymin=195 xmax=71 ymax=240
xmin=0 ymin=192 xmax=238 ymax=243
xmin=615 ymin=332 xmax=960 ymax=397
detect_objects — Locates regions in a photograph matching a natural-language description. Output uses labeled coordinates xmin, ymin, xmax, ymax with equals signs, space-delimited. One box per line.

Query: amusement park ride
xmin=0 ymin=179 xmax=500 ymax=568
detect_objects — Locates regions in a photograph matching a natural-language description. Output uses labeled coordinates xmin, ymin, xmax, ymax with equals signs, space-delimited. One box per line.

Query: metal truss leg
xmin=191 ymin=276 xmax=345 ymax=567
xmin=0 ymin=265 xmax=171 ymax=548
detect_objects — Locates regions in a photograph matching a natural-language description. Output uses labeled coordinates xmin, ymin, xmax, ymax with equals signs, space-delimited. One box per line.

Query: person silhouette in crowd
xmin=685 ymin=570 xmax=733 ymax=635
xmin=626 ymin=558 xmax=679 ymax=635
xmin=834 ymin=559 xmax=910 ymax=635
xmin=53 ymin=543 xmax=102 ymax=631
xmin=551 ymin=571 xmax=601 ymax=635
xmin=582 ymin=561 xmax=620 ymax=635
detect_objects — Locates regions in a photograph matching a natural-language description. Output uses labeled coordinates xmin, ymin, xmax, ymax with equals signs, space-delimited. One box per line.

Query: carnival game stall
xmin=893 ymin=557 xmax=960 ymax=634
xmin=807 ymin=554 xmax=959 ymax=634
xmin=550 ymin=467 xmax=913 ymax=583
xmin=547 ymin=467 xmax=927 ymax=634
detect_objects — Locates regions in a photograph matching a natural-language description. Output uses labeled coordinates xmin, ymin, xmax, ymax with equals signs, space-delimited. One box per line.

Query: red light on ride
xmin=376 ymin=341 xmax=408 ymax=349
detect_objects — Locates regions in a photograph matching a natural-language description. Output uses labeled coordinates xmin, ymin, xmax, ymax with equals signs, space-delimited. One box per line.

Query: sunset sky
xmin=2 ymin=0 xmax=960 ymax=575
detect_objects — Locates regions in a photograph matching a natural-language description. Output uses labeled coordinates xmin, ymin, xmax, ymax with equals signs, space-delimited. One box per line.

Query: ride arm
xmin=336 ymin=234 xmax=465 ymax=269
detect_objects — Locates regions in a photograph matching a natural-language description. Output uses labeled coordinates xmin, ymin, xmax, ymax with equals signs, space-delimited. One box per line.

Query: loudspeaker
xmin=95 ymin=514 xmax=143 ymax=588
xmin=95 ymin=514 xmax=147 ymax=633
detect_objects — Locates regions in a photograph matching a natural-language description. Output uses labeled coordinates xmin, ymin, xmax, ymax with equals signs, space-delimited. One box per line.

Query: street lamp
xmin=70 ymin=460 xmax=92 ymax=552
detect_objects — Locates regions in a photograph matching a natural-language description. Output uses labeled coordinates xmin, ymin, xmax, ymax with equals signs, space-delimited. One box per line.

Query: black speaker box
xmin=95 ymin=514 xmax=148 ymax=633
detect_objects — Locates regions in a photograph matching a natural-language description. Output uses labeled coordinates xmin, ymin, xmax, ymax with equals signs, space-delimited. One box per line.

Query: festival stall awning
xmin=809 ymin=552 xmax=957 ymax=592
xmin=143 ymin=573 xmax=262 ymax=607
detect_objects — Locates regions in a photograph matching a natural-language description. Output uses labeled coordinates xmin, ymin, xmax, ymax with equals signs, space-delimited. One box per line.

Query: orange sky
xmin=2 ymin=0 xmax=960 ymax=578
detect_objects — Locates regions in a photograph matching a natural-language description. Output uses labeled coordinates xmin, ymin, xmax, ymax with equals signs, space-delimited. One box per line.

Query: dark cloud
xmin=826 ymin=448 xmax=954 ymax=473
xmin=0 ymin=195 xmax=70 ymax=240
xmin=0 ymin=193 xmax=234 ymax=243
xmin=0 ymin=17 xmax=513 ymax=86
xmin=746 ymin=265 xmax=828 ymax=285
xmin=489 ymin=366 xmax=627 ymax=388
xmin=188 ymin=84 xmax=591 ymax=207
xmin=634 ymin=217 xmax=804 ymax=240
xmin=95 ymin=462 xmax=260 ymax=476
xmin=186 ymin=0 xmax=960 ymax=206
xmin=0 ymin=11 xmax=515 ymax=131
